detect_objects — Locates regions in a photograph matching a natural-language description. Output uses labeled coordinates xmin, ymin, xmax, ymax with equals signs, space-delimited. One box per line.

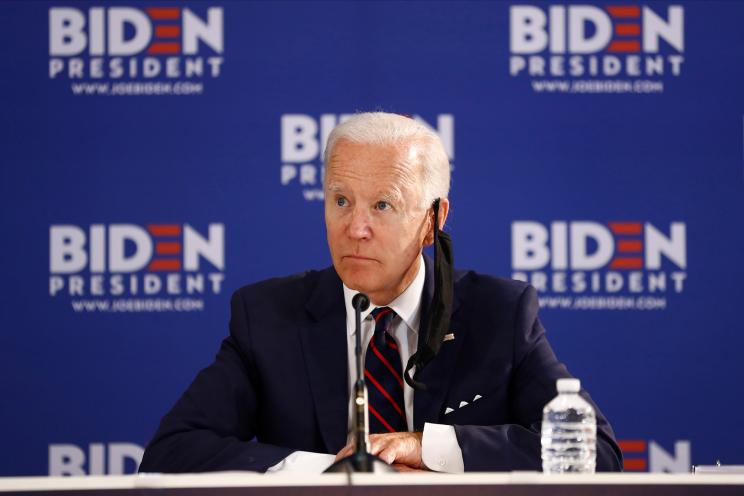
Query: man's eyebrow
xmin=326 ymin=182 xmax=344 ymax=192
xmin=378 ymin=189 xmax=403 ymax=203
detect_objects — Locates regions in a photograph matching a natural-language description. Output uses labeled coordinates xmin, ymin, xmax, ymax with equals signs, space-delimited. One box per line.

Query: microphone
xmin=324 ymin=293 xmax=395 ymax=474
xmin=350 ymin=293 xmax=370 ymax=465
xmin=352 ymin=292 xmax=370 ymax=311
xmin=351 ymin=292 xmax=370 ymax=411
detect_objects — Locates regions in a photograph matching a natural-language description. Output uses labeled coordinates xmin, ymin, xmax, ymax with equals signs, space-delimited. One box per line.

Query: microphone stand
xmin=324 ymin=293 xmax=395 ymax=473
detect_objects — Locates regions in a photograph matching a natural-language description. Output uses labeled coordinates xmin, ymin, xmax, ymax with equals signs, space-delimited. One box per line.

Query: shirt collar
xmin=343 ymin=253 xmax=425 ymax=336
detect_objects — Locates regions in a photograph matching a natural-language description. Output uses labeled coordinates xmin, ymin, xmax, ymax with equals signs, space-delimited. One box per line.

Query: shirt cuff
xmin=421 ymin=422 xmax=465 ymax=473
xmin=266 ymin=450 xmax=336 ymax=474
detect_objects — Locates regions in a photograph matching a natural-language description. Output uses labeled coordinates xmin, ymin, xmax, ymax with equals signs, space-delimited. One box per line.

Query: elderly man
xmin=140 ymin=112 xmax=622 ymax=473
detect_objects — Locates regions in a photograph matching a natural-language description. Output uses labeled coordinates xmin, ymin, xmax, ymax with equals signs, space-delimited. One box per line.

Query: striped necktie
xmin=364 ymin=307 xmax=407 ymax=433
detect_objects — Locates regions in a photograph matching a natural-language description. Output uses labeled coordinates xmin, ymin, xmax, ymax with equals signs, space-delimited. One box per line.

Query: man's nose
xmin=347 ymin=207 xmax=372 ymax=239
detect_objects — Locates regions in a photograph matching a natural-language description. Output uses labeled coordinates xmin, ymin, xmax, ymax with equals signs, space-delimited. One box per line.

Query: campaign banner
xmin=1 ymin=1 xmax=742 ymax=475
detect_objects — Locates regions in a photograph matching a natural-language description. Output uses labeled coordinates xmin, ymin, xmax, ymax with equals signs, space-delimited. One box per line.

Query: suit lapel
xmin=413 ymin=255 xmax=465 ymax=430
xmin=298 ymin=268 xmax=349 ymax=454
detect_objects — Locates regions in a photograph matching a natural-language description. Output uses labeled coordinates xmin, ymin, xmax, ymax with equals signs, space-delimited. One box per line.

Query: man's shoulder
xmin=454 ymin=267 xmax=533 ymax=310
xmin=231 ymin=266 xmax=339 ymax=309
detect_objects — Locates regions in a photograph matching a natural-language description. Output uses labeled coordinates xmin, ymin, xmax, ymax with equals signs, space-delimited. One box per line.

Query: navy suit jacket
xmin=140 ymin=256 xmax=622 ymax=472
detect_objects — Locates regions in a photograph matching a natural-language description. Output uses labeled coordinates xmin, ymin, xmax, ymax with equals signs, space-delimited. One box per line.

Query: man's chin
xmin=341 ymin=277 xmax=376 ymax=295
xmin=337 ymin=269 xmax=380 ymax=295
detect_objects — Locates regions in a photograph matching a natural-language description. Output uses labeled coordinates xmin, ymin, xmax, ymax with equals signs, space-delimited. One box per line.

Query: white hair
xmin=323 ymin=112 xmax=450 ymax=208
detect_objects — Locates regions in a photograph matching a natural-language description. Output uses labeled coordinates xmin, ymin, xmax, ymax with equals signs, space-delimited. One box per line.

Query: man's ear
xmin=423 ymin=198 xmax=450 ymax=247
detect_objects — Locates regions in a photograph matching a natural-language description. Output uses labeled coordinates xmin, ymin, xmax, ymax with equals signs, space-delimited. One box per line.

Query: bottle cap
xmin=556 ymin=378 xmax=581 ymax=393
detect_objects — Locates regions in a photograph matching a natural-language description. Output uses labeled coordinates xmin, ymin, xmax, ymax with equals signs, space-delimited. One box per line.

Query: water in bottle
xmin=541 ymin=378 xmax=596 ymax=473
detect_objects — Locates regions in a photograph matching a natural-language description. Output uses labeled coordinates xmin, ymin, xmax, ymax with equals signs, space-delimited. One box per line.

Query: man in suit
xmin=140 ymin=112 xmax=622 ymax=473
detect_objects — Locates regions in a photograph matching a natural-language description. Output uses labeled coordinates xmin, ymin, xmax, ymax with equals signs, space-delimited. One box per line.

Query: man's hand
xmin=335 ymin=432 xmax=427 ymax=470
xmin=391 ymin=463 xmax=429 ymax=473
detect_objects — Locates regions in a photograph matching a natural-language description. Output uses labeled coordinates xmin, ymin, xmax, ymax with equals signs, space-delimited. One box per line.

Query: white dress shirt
xmin=267 ymin=255 xmax=464 ymax=473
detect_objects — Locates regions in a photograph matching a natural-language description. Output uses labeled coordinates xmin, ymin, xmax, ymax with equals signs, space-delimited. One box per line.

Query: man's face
xmin=324 ymin=139 xmax=431 ymax=306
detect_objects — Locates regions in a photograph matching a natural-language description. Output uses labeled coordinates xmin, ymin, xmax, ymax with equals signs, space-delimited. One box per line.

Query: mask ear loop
xmin=404 ymin=198 xmax=454 ymax=391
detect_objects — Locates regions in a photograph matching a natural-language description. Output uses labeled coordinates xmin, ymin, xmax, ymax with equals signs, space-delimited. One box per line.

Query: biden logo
xmin=619 ymin=439 xmax=691 ymax=473
xmin=49 ymin=223 xmax=225 ymax=311
xmin=511 ymin=221 xmax=687 ymax=310
xmin=508 ymin=4 xmax=684 ymax=93
xmin=49 ymin=6 xmax=224 ymax=83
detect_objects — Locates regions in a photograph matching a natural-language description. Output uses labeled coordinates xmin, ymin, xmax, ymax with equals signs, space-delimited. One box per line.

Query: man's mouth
xmin=344 ymin=255 xmax=377 ymax=262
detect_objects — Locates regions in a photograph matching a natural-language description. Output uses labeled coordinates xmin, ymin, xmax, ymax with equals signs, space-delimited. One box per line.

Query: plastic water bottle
xmin=541 ymin=378 xmax=596 ymax=473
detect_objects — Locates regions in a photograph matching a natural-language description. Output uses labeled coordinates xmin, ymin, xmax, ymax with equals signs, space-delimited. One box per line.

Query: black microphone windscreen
xmin=352 ymin=293 xmax=370 ymax=311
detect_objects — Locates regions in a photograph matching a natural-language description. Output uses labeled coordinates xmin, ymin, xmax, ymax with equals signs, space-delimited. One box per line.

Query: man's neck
xmin=343 ymin=253 xmax=425 ymax=334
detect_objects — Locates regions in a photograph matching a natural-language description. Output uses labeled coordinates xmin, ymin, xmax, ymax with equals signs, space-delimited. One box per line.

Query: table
xmin=2 ymin=472 xmax=744 ymax=495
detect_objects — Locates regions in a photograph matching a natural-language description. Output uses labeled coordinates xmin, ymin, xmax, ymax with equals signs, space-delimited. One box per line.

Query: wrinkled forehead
xmin=325 ymin=139 xmax=424 ymax=191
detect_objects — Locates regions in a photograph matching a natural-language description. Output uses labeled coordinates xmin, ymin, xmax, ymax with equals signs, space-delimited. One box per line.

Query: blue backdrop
xmin=1 ymin=0 xmax=743 ymax=475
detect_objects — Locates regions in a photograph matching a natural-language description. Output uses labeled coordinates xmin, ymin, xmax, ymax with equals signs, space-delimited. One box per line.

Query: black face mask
xmin=404 ymin=198 xmax=454 ymax=391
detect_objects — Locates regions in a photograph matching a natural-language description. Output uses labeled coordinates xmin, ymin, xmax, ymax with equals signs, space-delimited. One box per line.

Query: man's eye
xmin=376 ymin=201 xmax=391 ymax=211
xmin=336 ymin=197 xmax=348 ymax=207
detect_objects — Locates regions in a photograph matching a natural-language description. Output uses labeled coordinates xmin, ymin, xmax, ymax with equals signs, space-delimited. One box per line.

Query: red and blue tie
xmin=365 ymin=307 xmax=407 ymax=433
